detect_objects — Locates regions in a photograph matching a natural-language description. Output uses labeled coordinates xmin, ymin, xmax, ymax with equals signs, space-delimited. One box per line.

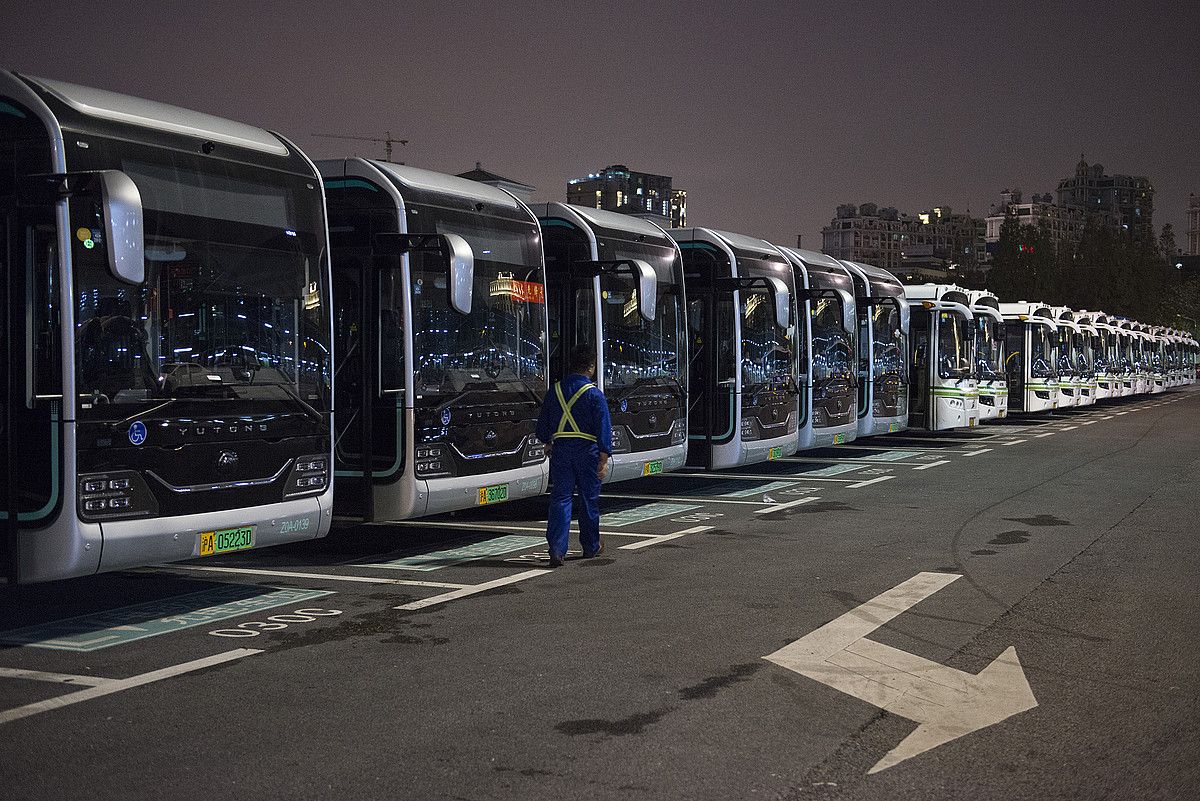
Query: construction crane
xmin=310 ymin=131 xmax=409 ymax=162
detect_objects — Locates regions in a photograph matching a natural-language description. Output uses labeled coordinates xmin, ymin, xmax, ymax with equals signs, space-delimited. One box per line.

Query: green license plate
xmin=199 ymin=526 xmax=255 ymax=557
xmin=832 ymin=433 xmax=847 ymax=445
xmin=477 ymin=483 xmax=509 ymax=505
xmin=768 ymin=446 xmax=783 ymax=460
xmin=642 ymin=460 xmax=664 ymax=476
xmin=888 ymin=422 xmax=903 ymax=433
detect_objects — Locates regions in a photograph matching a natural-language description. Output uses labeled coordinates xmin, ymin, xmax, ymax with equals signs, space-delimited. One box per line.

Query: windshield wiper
xmin=244 ymin=382 xmax=325 ymax=424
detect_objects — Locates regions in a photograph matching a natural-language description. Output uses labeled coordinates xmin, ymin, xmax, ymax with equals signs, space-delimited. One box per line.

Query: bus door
xmin=682 ymin=246 xmax=735 ymax=469
xmin=908 ymin=310 xmax=932 ymax=428
xmin=855 ymin=299 xmax=871 ymax=420
xmin=545 ymin=266 xmax=595 ymax=385
xmin=1005 ymin=325 xmax=1026 ymax=411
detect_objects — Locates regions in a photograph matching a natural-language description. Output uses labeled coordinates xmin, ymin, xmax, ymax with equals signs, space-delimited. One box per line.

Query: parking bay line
xmin=675 ymin=470 xmax=862 ymax=484
xmin=619 ymin=525 xmax=714 ymax=550
xmin=912 ymin=459 xmax=951 ymax=471
xmin=962 ymin=448 xmax=993 ymax=457
xmin=1001 ymin=439 xmax=1027 ymax=446
xmin=154 ymin=565 xmax=470 ymax=589
xmin=0 ymin=667 xmax=111 ymax=686
xmin=395 ymin=569 xmax=552 ymax=611
xmin=0 ymin=648 xmax=262 ymax=727
xmin=1034 ymin=431 xmax=1057 ymax=438
xmin=390 ymin=520 xmax=652 ymax=539
xmin=603 ymin=492 xmax=774 ymax=506
xmin=753 ymin=496 xmax=821 ymax=515
xmin=846 ymin=475 xmax=896 ymax=489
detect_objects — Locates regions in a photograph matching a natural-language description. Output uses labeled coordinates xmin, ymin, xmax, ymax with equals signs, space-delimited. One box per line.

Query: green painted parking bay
xmin=364 ymin=535 xmax=545 ymax=572
xmin=0 ymin=586 xmax=333 ymax=652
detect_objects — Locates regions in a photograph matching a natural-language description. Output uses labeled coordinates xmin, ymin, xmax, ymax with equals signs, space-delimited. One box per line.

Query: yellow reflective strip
xmin=553 ymin=382 xmax=597 ymax=440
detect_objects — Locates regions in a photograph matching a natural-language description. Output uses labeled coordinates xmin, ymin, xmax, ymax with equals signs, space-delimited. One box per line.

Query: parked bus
xmin=1076 ymin=311 xmax=1116 ymax=401
xmin=669 ymin=228 xmax=797 ymax=469
xmin=320 ymin=159 xmax=549 ymax=522
xmin=1113 ymin=319 xmax=1136 ymax=396
xmin=903 ymin=285 xmax=979 ymax=428
xmin=999 ymin=302 xmax=1059 ymax=413
xmin=1046 ymin=308 xmax=1082 ymax=408
xmin=968 ymin=289 xmax=1007 ymax=420
xmin=1 ymin=72 xmax=335 ymax=582
xmin=1148 ymin=327 xmax=1167 ymax=393
xmin=774 ymin=248 xmax=859 ymax=449
xmin=837 ymin=260 xmax=909 ymax=437
xmin=532 ymin=203 xmax=687 ymax=482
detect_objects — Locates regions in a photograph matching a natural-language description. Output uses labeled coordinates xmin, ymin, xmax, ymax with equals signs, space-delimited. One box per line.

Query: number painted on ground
xmin=209 ymin=608 xmax=342 ymax=638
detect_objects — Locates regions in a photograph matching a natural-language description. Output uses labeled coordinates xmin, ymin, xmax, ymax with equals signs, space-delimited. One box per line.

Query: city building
xmin=1188 ymin=193 xmax=1200 ymax=256
xmin=566 ymin=164 xmax=687 ymax=228
xmin=1056 ymin=157 xmax=1154 ymax=240
xmin=820 ymin=202 xmax=985 ymax=281
xmin=456 ymin=162 xmax=536 ymax=204
xmin=984 ymin=189 xmax=1085 ymax=255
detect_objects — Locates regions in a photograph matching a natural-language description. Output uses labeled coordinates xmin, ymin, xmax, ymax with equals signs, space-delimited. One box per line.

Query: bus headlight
xmin=522 ymin=436 xmax=546 ymax=464
xmin=415 ymin=444 xmax=453 ymax=478
xmin=285 ymin=454 xmax=329 ymax=496
xmin=669 ymin=418 xmax=687 ymax=446
xmin=78 ymin=471 xmax=158 ymax=521
xmin=979 ymin=394 xmax=995 ymax=406
xmin=741 ymin=417 xmax=759 ymax=441
xmin=610 ymin=426 xmax=632 ymax=454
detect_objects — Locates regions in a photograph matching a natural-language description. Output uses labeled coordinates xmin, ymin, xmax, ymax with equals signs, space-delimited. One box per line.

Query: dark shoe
xmin=548 ymin=553 xmax=565 ymax=568
xmin=582 ymin=538 xmax=605 ymax=558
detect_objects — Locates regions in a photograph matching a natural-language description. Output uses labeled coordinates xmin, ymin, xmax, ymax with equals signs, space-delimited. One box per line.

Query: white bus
xmin=320 ymin=160 xmax=549 ymax=521
xmin=1 ymin=72 xmax=335 ymax=582
xmin=903 ymin=285 xmax=979 ymax=429
xmin=533 ymin=203 xmax=687 ymax=483
xmin=774 ymin=248 xmax=859 ymax=449
xmin=838 ymin=261 xmax=910 ymax=437
xmin=670 ymin=228 xmax=798 ymax=469
xmin=1000 ymin=302 xmax=1060 ymax=413
xmin=968 ymin=289 xmax=1007 ymax=420
xmin=1047 ymin=308 xmax=1083 ymax=408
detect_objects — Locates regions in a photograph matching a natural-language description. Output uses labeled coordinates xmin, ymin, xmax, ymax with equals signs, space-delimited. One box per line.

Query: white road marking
xmin=1034 ymin=431 xmax=1057 ymax=438
xmin=395 ymin=569 xmax=552 ymax=611
xmin=846 ymin=475 xmax=896 ymax=489
xmin=753 ymin=496 xmax=821 ymax=515
xmin=676 ymin=471 xmax=859 ymax=483
xmin=0 ymin=667 xmax=110 ymax=686
xmin=962 ymin=448 xmax=993 ymax=457
xmin=763 ymin=572 xmax=1037 ymax=774
xmin=1081 ymin=420 xmax=1098 ymax=426
xmin=912 ymin=460 xmax=950 ymax=471
xmin=0 ymin=648 xmax=262 ymax=726
xmin=603 ymin=493 xmax=769 ymax=506
xmin=618 ymin=525 xmax=713 ymax=550
xmin=1060 ymin=425 xmax=1079 ymax=431
xmin=1001 ymin=439 xmax=1027 ymax=446
xmin=154 ymin=565 xmax=470 ymax=589
xmin=1115 ymin=411 xmax=1128 ymax=415
xmin=389 ymin=520 xmax=648 ymax=538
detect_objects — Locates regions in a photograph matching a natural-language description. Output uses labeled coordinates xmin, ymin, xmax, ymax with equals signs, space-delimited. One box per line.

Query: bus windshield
xmin=1073 ymin=331 xmax=1093 ymax=376
xmin=740 ymin=258 xmax=794 ymax=391
xmin=596 ymin=239 xmax=685 ymax=392
xmin=937 ymin=311 xmax=972 ymax=379
xmin=974 ymin=314 xmax=1003 ymax=380
xmin=872 ymin=299 xmax=907 ymax=382
xmin=811 ymin=296 xmax=852 ymax=382
xmin=71 ymin=140 xmax=330 ymax=415
xmin=407 ymin=205 xmax=547 ymax=397
xmin=1031 ymin=325 xmax=1057 ymax=378
xmin=1091 ymin=334 xmax=1108 ymax=374
xmin=1056 ymin=328 xmax=1077 ymax=378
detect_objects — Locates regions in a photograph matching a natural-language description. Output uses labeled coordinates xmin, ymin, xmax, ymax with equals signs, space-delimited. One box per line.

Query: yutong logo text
xmin=175 ymin=422 xmax=270 ymax=438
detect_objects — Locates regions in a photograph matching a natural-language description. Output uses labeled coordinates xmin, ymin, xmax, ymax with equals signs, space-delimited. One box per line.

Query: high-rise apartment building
xmin=1056 ymin=158 xmax=1154 ymax=240
xmin=984 ymin=189 xmax=1085 ymax=255
xmin=566 ymin=164 xmax=687 ymax=228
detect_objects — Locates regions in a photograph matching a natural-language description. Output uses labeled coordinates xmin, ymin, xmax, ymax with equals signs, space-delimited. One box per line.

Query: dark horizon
xmin=3 ymin=1 xmax=1197 ymax=249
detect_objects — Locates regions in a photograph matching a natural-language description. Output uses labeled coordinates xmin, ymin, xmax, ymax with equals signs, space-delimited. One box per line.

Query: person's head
xmin=568 ymin=344 xmax=597 ymax=378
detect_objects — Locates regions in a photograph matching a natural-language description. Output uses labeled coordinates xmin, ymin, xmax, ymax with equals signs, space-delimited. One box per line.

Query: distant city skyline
xmin=2 ymin=2 xmax=1196 ymax=249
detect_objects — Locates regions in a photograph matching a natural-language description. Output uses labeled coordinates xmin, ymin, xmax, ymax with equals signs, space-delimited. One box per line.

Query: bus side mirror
xmin=631 ymin=259 xmax=657 ymax=322
xmin=765 ymin=275 xmax=791 ymax=329
xmin=443 ymin=233 xmax=474 ymax=315
xmin=98 ymin=170 xmax=146 ymax=285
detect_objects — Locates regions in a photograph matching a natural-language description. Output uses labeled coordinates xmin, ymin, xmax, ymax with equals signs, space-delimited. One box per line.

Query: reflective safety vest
xmin=553 ymin=381 xmax=598 ymax=442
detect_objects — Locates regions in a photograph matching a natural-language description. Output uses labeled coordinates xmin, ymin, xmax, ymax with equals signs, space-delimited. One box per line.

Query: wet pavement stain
xmin=935 ymin=565 xmax=960 ymax=572
xmin=988 ymin=529 xmax=1032 ymax=546
xmin=1002 ymin=514 xmax=1071 ymax=527
xmin=556 ymin=705 xmax=675 ymax=737
xmin=678 ymin=662 xmax=762 ymax=700
xmin=971 ymin=549 xmax=998 ymax=556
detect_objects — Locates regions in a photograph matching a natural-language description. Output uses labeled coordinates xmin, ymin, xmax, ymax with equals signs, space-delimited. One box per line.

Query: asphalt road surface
xmin=1 ymin=390 xmax=1197 ymax=800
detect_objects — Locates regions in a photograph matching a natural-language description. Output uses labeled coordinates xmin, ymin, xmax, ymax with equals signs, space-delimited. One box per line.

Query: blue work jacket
xmin=536 ymin=372 xmax=613 ymax=455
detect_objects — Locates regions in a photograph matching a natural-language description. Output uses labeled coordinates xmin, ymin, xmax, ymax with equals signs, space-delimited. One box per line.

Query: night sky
xmin=4 ymin=1 xmax=1198 ymax=247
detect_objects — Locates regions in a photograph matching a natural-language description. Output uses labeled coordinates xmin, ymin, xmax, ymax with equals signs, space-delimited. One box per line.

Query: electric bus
xmin=532 ymin=203 xmax=687 ymax=483
xmin=1077 ymin=312 xmax=1116 ymax=401
xmin=999 ymin=302 xmax=1059 ymax=413
xmin=1 ymin=72 xmax=335 ymax=583
xmin=1114 ymin=319 xmax=1136 ymax=396
xmin=669 ymin=228 xmax=797 ymax=469
xmin=1147 ymin=327 xmax=1167 ymax=393
xmin=320 ymin=159 xmax=549 ymax=522
xmin=837 ymin=260 xmax=909 ymax=437
xmin=1047 ymin=308 xmax=1082 ymax=408
xmin=1128 ymin=322 xmax=1150 ymax=395
xmin=902 ymin=285 xmax=979 ymax=429
xmin=968 ymin=289 xmax=1007 ymax=420
xmin=774 ymin=247 xmax=859 ymax=449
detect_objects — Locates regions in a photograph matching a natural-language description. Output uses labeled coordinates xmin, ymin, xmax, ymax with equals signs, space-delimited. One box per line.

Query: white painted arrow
xmin=764 ymin=571 xmax=1037 ymax=773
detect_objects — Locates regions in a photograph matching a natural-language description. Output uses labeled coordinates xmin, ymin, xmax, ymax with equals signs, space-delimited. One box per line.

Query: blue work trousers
xmin=547 ymin=441 xmax=602 ymax=558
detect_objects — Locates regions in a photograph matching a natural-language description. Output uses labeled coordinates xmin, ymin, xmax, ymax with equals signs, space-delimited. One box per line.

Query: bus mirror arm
xmin=372 ymin=232 xmax=475 ymax=314
xmin=573 ymin=259 xmax=658 ymax=321
xmin=20 ymin=170 xmax=145 ymax=285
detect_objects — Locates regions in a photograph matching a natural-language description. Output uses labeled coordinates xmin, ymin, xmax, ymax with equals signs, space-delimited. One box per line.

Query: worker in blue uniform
xmin=536 ymin=345 xmax=613 ymax=567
